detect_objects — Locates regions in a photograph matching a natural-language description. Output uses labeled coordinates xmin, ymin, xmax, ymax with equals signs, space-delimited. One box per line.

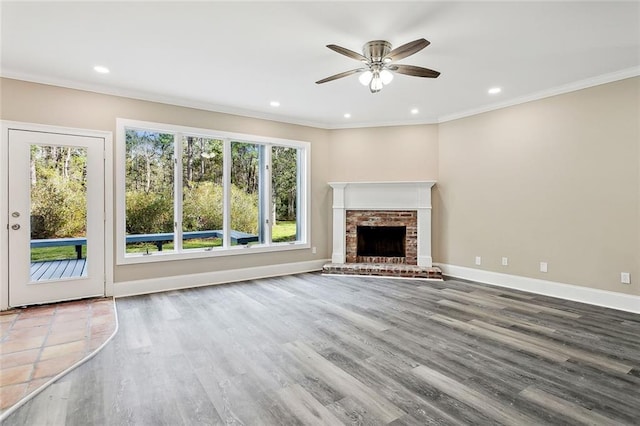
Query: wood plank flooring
xmin=3 ymin=273 xmax=639 ymax=425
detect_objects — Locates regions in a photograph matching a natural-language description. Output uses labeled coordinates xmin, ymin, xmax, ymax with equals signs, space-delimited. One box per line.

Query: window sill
xmin=116 ymin=241 xmax=310 ymax=265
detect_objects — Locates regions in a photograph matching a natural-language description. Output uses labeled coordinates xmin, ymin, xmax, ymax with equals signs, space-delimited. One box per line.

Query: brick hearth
xmin=322 ymin=263 xmax=442 ymax=280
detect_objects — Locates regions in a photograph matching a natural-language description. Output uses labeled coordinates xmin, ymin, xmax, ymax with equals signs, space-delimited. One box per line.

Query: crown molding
xmin=0 ymin=70 xmax=328 ymax=129
xmin=2 ymin=66 xmax=638 ymax=130
xmin=437 ymin=66 xmax=640 ymax=123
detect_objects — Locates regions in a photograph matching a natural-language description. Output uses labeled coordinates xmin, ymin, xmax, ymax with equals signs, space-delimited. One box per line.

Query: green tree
xmin=30 ymin=145 xmax=87 ymax=239
xmin=272 ymin=146 xmax=297 ymax=221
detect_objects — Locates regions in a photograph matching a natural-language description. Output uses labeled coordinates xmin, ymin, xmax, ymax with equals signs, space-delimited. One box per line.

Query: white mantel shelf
xmin=329 ymin=181 xmax=436 ymax=267
xmin=328 ymin=181 xmax=436 ymax=186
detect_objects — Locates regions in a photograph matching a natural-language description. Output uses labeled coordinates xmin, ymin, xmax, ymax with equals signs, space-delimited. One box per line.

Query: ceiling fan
xmin=316 ymin=38 xmax=440 ymax=93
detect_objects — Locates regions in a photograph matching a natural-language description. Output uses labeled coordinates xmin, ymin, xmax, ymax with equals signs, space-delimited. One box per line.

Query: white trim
xmin=103 ymin=132 xmax=114 ymax=297
xmin=3 ymin=67 xmax=637 ymax=130
xmin=438 ymin=66 xmax=640 ymax=123
xmin=0 ymin=124 xmax=8 ymax=310
xmin=116 ymin=242 xmax=311 ymax=265
xmin=113 ymin=259 xmax=327 ymax=298
xmin=328 ymin=181 xmax=436 ymax=268
xmin=0 ymin=71 xmax=328 ymax=129
xmin=115 ymin=118 xmax=311 ymax=265
xmin=437 ymin=263 xmax=640 ymax=314
xmin=0 ymin=121 xmax=113 ymax=310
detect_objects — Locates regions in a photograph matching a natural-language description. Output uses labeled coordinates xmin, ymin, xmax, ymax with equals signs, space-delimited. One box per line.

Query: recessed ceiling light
xmin=344 ymin=113 xmax=351 ymax=118
xmin=270 ymin=101 xmax=280 ymax=107
xmin=488 ymin=87 xmax=502 ymax=94
xmin=93 ymin=65 xmax=110 ymax=74
xmin=410 ymin=108 xmax=419 ymax=115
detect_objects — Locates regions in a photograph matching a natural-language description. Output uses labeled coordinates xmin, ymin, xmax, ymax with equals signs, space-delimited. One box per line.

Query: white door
xmin=8 ymin=129 xmax=105 ymax=306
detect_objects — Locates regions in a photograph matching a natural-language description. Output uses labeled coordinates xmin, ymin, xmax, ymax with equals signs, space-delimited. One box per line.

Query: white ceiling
xmin=1 ymin=1 xmax=639 ymax=129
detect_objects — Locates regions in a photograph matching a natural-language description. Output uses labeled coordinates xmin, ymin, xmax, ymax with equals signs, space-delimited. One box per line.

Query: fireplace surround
xmin=324 ymin=181 xmax=442 ymax=279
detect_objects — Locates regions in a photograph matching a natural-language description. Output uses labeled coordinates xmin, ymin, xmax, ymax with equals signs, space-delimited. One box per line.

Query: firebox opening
xmin=357 ymin=226 xmax=406 ymax=257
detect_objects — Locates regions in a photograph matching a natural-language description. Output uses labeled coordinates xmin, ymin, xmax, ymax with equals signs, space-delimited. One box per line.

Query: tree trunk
xmin=145 ymin=156 xmax=151 ymax=193
xmin=63 ymin=147 xmax=72 ymax=179
xmin=186 ymin=137 xmax=193 ymax=186
xmin=288 ymin=192 xmax=295 ymax=220
xmin=30 ymin=156 xmax=37 ymax=186
xmin=199 ymin=138 xmax=205 ymax=179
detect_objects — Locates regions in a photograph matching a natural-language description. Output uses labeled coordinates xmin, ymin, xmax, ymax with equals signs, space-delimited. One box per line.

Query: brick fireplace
xmin=323 ymin=181 xmax=442 ymax=280
xmin=346 ymin=210 xmax=417 ymax=264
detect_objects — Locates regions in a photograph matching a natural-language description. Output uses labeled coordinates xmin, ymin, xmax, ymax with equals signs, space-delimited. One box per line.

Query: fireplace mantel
xmin=328 ymin=181 xmax=436 ymax=267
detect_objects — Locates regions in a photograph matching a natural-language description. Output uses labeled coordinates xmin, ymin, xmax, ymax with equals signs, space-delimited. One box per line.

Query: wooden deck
xmin=30 ymin=259 xmax=87 ymax=281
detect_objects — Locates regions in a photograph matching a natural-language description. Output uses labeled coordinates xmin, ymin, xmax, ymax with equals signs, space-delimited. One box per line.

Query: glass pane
xmin=230 ymin=141 xmax=262 ymax=246
xmin=271 ymin=146 xmax=299 ymax=243
xmin=30 ymin=145 xmax=88 ymax=281
xmin=124 ymin=129 xmax=175 ymax=254
xmin=182 ymin=136 xmax=224 ymax=250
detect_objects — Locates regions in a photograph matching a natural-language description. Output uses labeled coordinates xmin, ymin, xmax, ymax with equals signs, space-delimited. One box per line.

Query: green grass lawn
xmin=272 ymin=220 xmax=297 ymax=242
xmin=31 ymin=246 xmax=87 ymax=262
xmin=33 ymin=221 xmax=298 ymax=259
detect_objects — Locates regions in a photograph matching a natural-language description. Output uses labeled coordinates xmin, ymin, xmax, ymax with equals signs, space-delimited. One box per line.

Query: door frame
xmin=1 ymin=121 xmax=114 ymax=310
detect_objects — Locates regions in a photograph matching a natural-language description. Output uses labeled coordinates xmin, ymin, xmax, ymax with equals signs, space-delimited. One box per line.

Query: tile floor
xmin=0 ymin=298 xmax=116 ymax=414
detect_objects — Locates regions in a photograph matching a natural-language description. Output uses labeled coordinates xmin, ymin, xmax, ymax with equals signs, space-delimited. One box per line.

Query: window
xmin=116 ymin=119 xmax=309 ymax=264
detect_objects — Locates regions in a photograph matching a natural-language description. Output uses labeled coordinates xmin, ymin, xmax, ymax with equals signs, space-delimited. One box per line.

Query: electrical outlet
xmin=501 ymin=257 xmax=508 ymax=266
xmin=312 ymin=246 xmax=317 ymax=254
xmin=621 ymin=272 xmax=630 ymax=284
xmin=475 ymin=256 xmax=482 ymax=266
xmin=540 ymin=262 xmax=548 ymax=273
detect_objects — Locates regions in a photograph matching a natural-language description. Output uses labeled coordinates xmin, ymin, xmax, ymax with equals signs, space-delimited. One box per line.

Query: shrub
xmin=230 ymin=184 xmax=259 ymax=234
xmin=31 ymin=171 xmax=86 ymax=238
xmin=183 ymin=182 xmax=223 ymax=231
xmin=125 ymin=191 xmax=173 ymax=234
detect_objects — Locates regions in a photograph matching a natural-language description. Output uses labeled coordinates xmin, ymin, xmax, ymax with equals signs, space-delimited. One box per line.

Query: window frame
xmin=116 ymin=118 xmax=310 ymax=265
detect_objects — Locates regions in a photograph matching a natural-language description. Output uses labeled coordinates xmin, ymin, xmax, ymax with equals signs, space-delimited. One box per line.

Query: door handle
xmin=11 ymin=224 xmax=20 ymax=230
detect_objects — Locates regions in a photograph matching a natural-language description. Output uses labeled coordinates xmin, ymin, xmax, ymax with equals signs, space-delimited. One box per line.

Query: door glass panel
xmin=30 ymin=144 xmax=88 ymax=281
xmin=182 ymin=136 xmax=224 ymax=250
xmin=230 ymin=141 xmax=262 ymax=246
xmin=124 ymin=129 xmax=175 ymax=255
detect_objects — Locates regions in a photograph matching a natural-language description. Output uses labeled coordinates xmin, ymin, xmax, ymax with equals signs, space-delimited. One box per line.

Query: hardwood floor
xmin=3 ymin=273 xmax=639 ymax=425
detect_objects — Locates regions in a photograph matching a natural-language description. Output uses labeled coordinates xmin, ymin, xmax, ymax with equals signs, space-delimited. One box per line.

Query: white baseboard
xmin=114 ymin=259 xmax=328 ymax=298
xmin=436 ymin=263 xmax=639 ymax=314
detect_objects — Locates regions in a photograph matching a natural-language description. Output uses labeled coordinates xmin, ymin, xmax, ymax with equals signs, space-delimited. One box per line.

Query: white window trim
xmin=115 ymin=118 xmax=310 ymax=265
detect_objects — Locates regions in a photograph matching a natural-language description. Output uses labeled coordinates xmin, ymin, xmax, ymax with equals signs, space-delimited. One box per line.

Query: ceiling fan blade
xmin=316 ymin=68 xmax=365 ymax=84
xmin=390 ymin=64 xmax=440 ymax=78
xmin=384 ymin=38 xmax=430 ymax=62
xmin=326 ymin=44 xmax=367 ymax=62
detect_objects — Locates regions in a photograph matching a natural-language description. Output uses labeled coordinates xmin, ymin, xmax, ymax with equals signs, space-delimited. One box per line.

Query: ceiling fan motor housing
xmin=363 ymin=40 xmax=392 ymax=62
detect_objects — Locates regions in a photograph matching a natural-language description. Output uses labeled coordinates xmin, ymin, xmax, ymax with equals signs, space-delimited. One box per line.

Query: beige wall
xmin=2 ymin=76 xmax=638 ymax=298
xmin=436 ymin=77 xmax=639 ymax=296
xmin=328 ymin=125 xmax=438 ymax=182
xmin=0 ymin=78 xmax=332 ymax=284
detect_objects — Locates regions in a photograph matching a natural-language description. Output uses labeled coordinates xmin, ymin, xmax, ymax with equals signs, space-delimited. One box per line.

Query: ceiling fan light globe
xmin=359 ymin=70 xmax=373 ymax=86
xmin=370 ymin=74 xmax=384 ymax=92
xmin=380 ymin=69 xmax=394 ymax=85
